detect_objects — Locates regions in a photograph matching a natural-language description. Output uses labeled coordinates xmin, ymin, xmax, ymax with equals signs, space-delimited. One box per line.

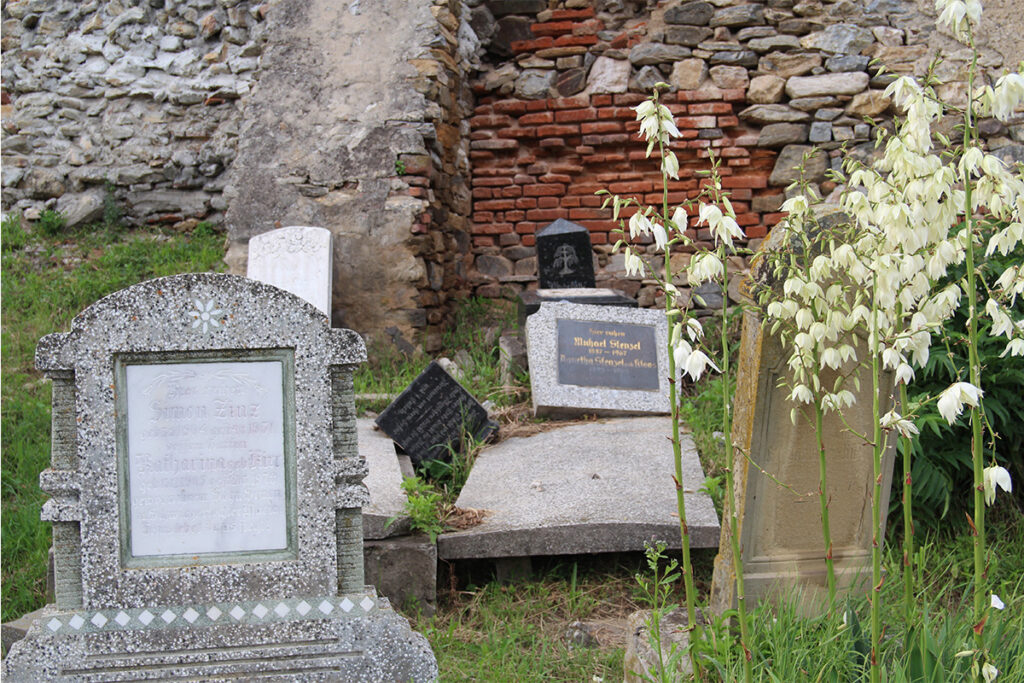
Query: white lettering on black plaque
xmin=122 ymin=359 xmax=289 ymax=559
xmin=556 ymin=319 xmax=659 ymax=390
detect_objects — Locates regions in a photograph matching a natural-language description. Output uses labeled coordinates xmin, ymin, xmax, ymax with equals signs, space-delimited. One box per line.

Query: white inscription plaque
xmin=124 ymin=360 xmax=289 ymax=558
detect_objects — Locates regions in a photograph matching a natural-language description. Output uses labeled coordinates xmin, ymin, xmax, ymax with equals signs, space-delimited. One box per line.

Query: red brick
xmin=517 ymin=222 xmax=538 ymax=234
xmin=497 ymin=127 xmax=538 ymax=139
xmin=579 ymin=220 xmax=616 ymax=234
xmin=474 ymin=236 xmax=495 ymax=247
xmin=579 ymin=195 xmax=604 ymax=207
xmin=501 ymin=186 xmax=524 ymax=197
xmin=506 ymin=210 xmax=526 ymax=222
xmin=476 ymin=199 xmax=516 ymax=211
xmin=563 ymin=196 xmax=581 ymax=207
xmin=476 ymin=222 xmax=515 ymax=235
xmin=676 ymin=115 xmax=717 ymax=129
xmin=568 ymin=182 xmax=605 ymax=194
xmin=516 ymin=197 xmax=538 ymax=209
xmin=526 ymin=208 xmax=568 ymax=221
xmin=720 ymin=147 xmax=749 ymax=158
xmin=686 ymin=139 xmax=712 ymax=149
xmin=514 ymin=174 xmax=535 ymax=184
xmin=407 ymin=186 xmax=428 ymax=198
xmin=688 ymin=102 xmax=733 ymax=115
xmin=493 ymin=100 xmax=528 ymax=115
xmin=569 ymin=208 xmax=610 ymax=220
xmin=473 ymin=212 xmax=495 ymax=223
xmin=525 ymin=100 xmax=548 ymax=111
xmin=540 ymin=173 xmax=573 ymax=183
xmin=589 ymin=231 xmax=608 ymax=245
xmin=736 ymin=212 xmax=760 ymax=227
xmin=536 ymin=124 xmax=579 ymax=137
xmin=511 ymin=37 xmax=554 ymax=52
xmin=538 ymin=196 xmax=560 ymax=208
xmin=718 ymin=116 xmax=740 ymax=127
xmin=471 ymin=139 xmax=518 ymax=150
xmin=540 ymin=137 xmax=567 ymax=148
xmin=581 ymin=121 xmax=623 ymax=134
xmin=552 ymin=35 xmax=598 ymax=47
xmin=524 ymin=183 xmax=565 ymax=197
xmin=472 ymin=188 xmax=493 ymax=199
xmin=728 ymin=158 xmax=751 ymax=167
xmin=474 ymin=104 xmax=493 ymax=116
xmin=721 ymin=175 xmax=768 ymax=190
xmin=550 ymin=8 xmax=596 ymax=19
xmin=613 ymin=93 xmax=647 ymax=106
xmin=609 ymin=180 xmax=654 ymax=194
xmin=555 ymin=108 xmax=598 ymax=123
xmin=746 ymin=225 xmax=769 ymax=238
xmin=722 ymin=88 xmax=746 ymax=102
xmin=591 ymin=94 xmax=613 ymax=107
xmin=470 ymin=150 xmax=494 ymax=160
xmin=519 ymin=111 xmax=554 ymax=125
xmin=469 ymin=114 xmax=511 ymax=128
xmin=548 ymin=95 xmax=591 ymax=110
xmin=550 ymin=163 xmax=584 ymax=174
xmin=530 ymin=21 xmax=574 ymax=37
xmin=522 ymin=235 xmax=536 ymax=246
xmin=675 ymin=89 xmax=724 ymax=103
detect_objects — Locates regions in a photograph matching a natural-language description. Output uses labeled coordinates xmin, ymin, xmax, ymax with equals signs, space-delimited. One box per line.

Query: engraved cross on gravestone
xmin=536 ymin=219 xmax=596 ymax=289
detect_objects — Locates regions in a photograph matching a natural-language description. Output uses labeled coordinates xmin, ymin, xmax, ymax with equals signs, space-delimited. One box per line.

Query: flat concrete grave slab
xmin=247 ymin=226 xmax=333 ymax=316
xmin=526 ymin=302 xmax=677 ymax=417
xmin=438 ymin=417 xmax=720 ymax=560
xmin=375 ymin=361 xmax=498 ymax=467
xmin=358 ymin=419 xmax=411 ymax=539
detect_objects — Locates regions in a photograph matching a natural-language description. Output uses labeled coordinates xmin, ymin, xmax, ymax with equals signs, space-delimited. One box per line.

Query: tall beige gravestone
xmin=247 ymin=226 xmax=333 ymax=316
xmin=710 ymin=216 xmax=897 ymax=612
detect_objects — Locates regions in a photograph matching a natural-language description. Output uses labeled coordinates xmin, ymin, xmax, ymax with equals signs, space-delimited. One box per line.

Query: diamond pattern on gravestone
xmin=160 ymin=609 xmax=176 ymax=624
xmin=68 ymin=615 xmax=85 ymax=630
xmin=138 ymin=610 xmax=155 ymax=626
xmin=230 ymin=606 xmax=245 ymax=620
xmin=115 ymin=611 xmax=131 ymax=626
xmin=207 ymin=606 xmax=222 ymax=621
xmin=296 ymin=600 xmax=312 ymax=616
xmin=360 ymin=597 xmax=375 ymax=612
xmin=339 ymin=598 xmax=354 ymax=613
xmin=91 ymin=613 xmax=108 ymax=627
xmin=252 ymin=603 xmax=269 ymax=619
xmin=274 ymin=602 xmax=290 ymax=617
xmin=183 ymin=608 xmax=199 ymax=624
xmin=47 ymin=618 xmax=62 ymax=632
xmin=318 ymin=600 xmax=334 ymax=615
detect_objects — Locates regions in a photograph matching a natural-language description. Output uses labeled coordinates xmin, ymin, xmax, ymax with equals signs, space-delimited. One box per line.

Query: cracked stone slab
xmin=358 ymin=419 xmax=411 ymax=539
xmin=438 ymin=417 xmax=720 ymax=559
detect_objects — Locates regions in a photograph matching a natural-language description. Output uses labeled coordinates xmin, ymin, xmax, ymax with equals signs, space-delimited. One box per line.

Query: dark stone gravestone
xmin=375 ymin=361 xmax=499 ymax=467
xmin=536 ymin=218 xmax=596 ymax=289
xmin=2 ymin=273 xmax=437 ymax=681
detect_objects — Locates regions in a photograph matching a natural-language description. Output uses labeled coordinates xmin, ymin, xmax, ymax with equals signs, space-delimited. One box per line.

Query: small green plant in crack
xmin=399 ymin=476 xmax=445 ymax=544
xmin=395 ymin=158 xmax=406 ymax=176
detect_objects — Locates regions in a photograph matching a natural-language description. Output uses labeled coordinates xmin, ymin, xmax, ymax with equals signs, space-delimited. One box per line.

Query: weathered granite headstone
xmin=246 ymin=226 xmax=333 ymax=316
xmin=375 ymin=361 xmax=499 ymax=467
xmin=710 ymin=213 xmax=897 ymax=612
xmin=3 ymin=273 xmax=437 ymax=681
xmin=536 ymin=219 xmax=596 ymax=289
xmin=517 ymin=286 xmax=636 ymax=327
xmin=525 ymin=302 xmax=676 ymax=417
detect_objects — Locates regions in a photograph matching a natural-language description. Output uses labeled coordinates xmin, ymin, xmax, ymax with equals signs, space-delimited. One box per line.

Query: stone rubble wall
xmin=2 ymin=0 xmax=269 ymax=229
xmin=465 ymin=0 xmax=1024 ymax=308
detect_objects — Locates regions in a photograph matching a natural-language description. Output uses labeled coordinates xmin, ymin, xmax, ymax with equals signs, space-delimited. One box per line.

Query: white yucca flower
xmin=983 ymin=465 xmax=1012 ymax=506
xmin=624 ymin=249 xmax=644 ymax=277
xmin=789 ymin=384 xmax=813 ymax=404
xmin=651 ymin=221 xmax=668 ymax=251
xmin=629 ymin=211 xmax=652 ymax=239
xmin=688 ymin=252 xmax=723 ymax=285
xmin=936 ymin=381 xmax=983 ymax=424
xmin=671 ymin=205 xmax=688 ymax=231
xmin=880 ymin=409 xmax=920 ymax=438
xmin=991 ymin=594 xmax=1006 ymax=610
xmin=991 ymin=72 xmax=1024 ymax=121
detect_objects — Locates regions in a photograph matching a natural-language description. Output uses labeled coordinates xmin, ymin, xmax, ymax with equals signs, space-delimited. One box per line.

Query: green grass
xmin=1 ymin=219 xmax=225 ymax=621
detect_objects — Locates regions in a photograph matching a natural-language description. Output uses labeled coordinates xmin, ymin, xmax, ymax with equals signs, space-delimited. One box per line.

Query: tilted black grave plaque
xmin=376 ymin=361 xmax=499 ymax=466
xmin=556 ymin=319 xmax=660 ymax=390
xmin=536 ymin=219 xmax=596 ymax=289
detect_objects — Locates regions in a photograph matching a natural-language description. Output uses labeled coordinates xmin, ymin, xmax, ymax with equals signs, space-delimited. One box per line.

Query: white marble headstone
xmin=247 ymin=226 xmax=333 ymax=316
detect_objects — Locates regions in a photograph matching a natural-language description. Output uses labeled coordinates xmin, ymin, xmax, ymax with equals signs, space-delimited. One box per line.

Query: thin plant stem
xmin=654 ymin=89 xmax=701 ymax=678
xmin=900 ymin=379 xmax=915 ymax=625
xmin=869 ymin=271 xmax=883 ymax=683
xmin=813 ymin=400 xmax=837 ymax=605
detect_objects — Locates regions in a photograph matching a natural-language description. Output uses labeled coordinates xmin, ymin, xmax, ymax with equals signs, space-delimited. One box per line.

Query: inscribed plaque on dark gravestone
xmin=526 ymin=302 xmax=677 ymax=417
xmin=536 ymin=219 xmax=596 ymax=289
xmin=3 ymin=273 xmax=438 ymax=682
xmin=376 ymin=361 xmax=499 ymax=467
xmin=556 ymin=318 xmax=660 ymax=390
